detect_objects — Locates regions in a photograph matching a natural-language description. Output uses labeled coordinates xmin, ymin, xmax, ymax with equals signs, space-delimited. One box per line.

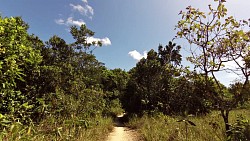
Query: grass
xmin=126 ymin=109 xmax=250 ymax=141
xmin=0 ymin=100 xmax=124 ymax=141
xmin=0 ymin=116 xmax=113 ymax=141
xmin=1 ymin=109 xmax=249 ymax=140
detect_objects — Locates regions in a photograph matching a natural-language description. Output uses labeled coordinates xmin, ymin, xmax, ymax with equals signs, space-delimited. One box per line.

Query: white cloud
xmin=55 ymin=0 xmax=94 ymax=26
xmin=66 ymin=17 xmax=85 ymax=27
xmin=128 ymin=50 xmax=147 ymax=61
xmin=82 ymin=0 xmax=88 ymax=3
xmin=70 ymin=4 xmax=86 ymax=15
xmin=70 ymin=3 xmax=94 ymax=17
xmin=86 ymin=5 xmax=94 ymax=16
xmin=54 ymin=1 xmax=111 ymax=47
xmin=55 ymin=19 xmax=64 ymax=25
xmin=55 ymin=17 xmax=85 ymax=27
xmin=87 ymin=37 xmax=112 ymax=46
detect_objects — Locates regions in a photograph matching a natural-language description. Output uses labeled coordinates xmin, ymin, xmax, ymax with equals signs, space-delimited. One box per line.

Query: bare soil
xmin=106 ymin=114 xmax=143 ymax=141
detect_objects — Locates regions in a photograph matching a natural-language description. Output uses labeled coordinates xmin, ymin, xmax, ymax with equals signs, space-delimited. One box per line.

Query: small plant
xmin=228 ymin=115 xmax=250 ymax=141
xmin=177 ymin=115 xmax=196 ymax=141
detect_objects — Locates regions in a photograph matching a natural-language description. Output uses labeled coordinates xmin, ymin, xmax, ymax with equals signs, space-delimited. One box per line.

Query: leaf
xmin=57 ymin=127 xmax=62 ymax=137
xmin=0 ymin=113 xmax=5 ymax=119
xmin=1 ymin=119 xmax=11 ymax=124
xmin=177 ymin=31 xmax=183 ymax=36
xmin=243 ymin=20 xmax=248 ymax=25
xmin=27 ymin=126 xmax=31 ymax=135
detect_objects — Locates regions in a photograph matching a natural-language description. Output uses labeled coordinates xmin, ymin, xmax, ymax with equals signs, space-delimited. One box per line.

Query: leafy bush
xmin=228 ymin=115 xmax=250 ymax=141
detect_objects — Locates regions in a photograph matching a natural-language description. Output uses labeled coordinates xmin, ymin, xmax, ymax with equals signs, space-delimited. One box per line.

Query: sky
xmin=0 ymin=0 xmax=250 ymax=86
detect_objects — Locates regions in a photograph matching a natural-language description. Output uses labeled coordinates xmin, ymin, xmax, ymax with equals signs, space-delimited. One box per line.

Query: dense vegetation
xmin=126 ymin=109 xmax=250 ymax=141
xmin=0 ymin=0 xmax=250 ymax=140
xmin=0 ymin=16 xmax=126 ymax=140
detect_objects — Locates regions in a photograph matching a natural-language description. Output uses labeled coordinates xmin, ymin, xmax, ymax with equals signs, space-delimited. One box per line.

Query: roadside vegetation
xmin=0 ymin=0 xmax=250 ymax=140
xmin=126 ymin=109 xmax=250 ymax=141
xmin=122 ymin=0 xmax=250 ymax=140
xmin=0 ymin=16 xmax=126 ymax=140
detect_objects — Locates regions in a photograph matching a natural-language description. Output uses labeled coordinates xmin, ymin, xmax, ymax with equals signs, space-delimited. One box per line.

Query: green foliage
xmin=0 ymin=116 xmax=113 ymax=141
xmin=170 ymin=74 xmax=213 ymax=115
xmin=126 ymin=110 xmax=250 ymax=141
xmin=125 ymin=49 xmax=170 ymax=114
xmin=124 ymin=42 xmax=213 ymax=115
xmin=158 ymin=41 xmax=182 ymax=66
xmin=71 ymin=24 xmax=101 ymax=51
xmin=37 ymin=26 xmax=109 ymax=120
xmin=176 ymin=0 xmax=250 ymax=135
xmin=101 ymin=68 xmax=129 ymax=116
xmin=0 ymin=16 xmax=42 ymax=123
xmin=228 ymin=115 xmax=250 ymax=141
xmin=123 ymin=42 xmax=209 ymax=115
xmin=0 ymin=16 xmax=122 ymax=140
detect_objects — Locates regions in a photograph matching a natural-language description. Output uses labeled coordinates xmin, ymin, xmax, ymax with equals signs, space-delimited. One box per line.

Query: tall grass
xmin=126 ymin=109 xmax=250 ymax=141
xmin=0 ymin=116 xmax=113 ymax=141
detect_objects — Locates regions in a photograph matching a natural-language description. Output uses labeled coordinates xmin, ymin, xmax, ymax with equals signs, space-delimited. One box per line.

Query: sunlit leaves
xmin=0 ymin=16 xmax=42 ymax=122
xmin=176 ymin=0 xmax=250 ymax=77
xmin=176 ymin=0 xmax=250 ymax=135
xmin=70 ymin=25 xmax=102 ymax=51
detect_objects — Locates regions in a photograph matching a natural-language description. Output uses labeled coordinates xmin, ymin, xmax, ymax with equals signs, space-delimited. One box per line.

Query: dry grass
xmin=126 ymin=109 xmax=250 ymax=141
xmin=0 ymin=116 xmax=113 ymax=141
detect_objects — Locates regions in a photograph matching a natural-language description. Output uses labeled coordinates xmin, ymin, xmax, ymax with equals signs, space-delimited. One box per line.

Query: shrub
xmin=228 ymin=115 xmax=250 ymax=141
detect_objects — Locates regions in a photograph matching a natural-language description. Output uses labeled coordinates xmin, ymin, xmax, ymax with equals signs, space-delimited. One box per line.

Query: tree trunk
xmin=221 ymin=110 xmax=231 ymax=136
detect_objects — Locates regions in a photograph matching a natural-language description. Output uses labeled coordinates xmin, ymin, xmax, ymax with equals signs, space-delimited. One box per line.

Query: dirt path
xmin=106 ymin=114 xmax=143 ymax=141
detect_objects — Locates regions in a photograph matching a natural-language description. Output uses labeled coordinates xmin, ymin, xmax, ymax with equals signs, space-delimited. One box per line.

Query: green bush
xmin=228 ymin=115 xmax=250 ymax=141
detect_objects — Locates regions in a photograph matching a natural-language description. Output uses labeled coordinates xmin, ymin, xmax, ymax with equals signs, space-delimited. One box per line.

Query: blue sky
xmin=1 ymin=0 xmax=250 ymax=86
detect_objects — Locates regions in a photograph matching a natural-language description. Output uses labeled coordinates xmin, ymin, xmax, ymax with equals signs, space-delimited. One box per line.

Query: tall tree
xmin=70 ymin=25 xmax=101 ymax=52
xmin=158 ymin=41 xmax=182 ymax=66
xmin=176 ymin=0 xmax=250 ymax=135
xmin=124 ymin=42 xmax=183 ymax=114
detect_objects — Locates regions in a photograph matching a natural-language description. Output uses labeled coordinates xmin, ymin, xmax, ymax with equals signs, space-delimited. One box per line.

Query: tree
xmin=158 ymin=41 xmax=182 ymax=66
xmin=101 ymin=68 xmax=129 ymax=115
xmin=124 ymin=42 xmax=183 ymax=114
xmin=176 ymin=0 xmax=250 ymax=135
xmin=70 ymin=25 xmax=101 ymax=52
xmin=38 ymin=26 xmax=106 ymax=118
xmin=128 ymin=49 xmax=163 ymax=113
xmin=0 ymin=16 xmax=42 ymax=122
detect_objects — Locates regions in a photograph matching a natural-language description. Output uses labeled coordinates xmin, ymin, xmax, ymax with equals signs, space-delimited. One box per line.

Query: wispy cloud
xmin=82 ymin=0 xmax=88 ymax=3
xmin=55 ymin=17 xmax=85 ymax=27
xmin=85 ymin=5 xmax=94 ymax=16
xmin=55 ymin=19 xmax=64 ymax=25
xmin=55 ymin=0 xmax=94 ymax=27
xmin=54 ymin=1 xmax=111 ymax=47
xmin=128 ymin=50 xmax=147 ymax=61
xmin=87 ymin=37 xmax=112 ymax=46
xmin=69 ymin=1 xmax=94 ymax=18
xmin=66 ymin=17 xmax=85 ymax=26
xmin=70 ymin=4 xmax=86 ymax=14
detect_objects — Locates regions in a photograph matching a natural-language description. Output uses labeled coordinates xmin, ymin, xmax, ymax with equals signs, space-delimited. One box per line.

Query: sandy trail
xmin=106 ymin=114 xmax=142 ymax=141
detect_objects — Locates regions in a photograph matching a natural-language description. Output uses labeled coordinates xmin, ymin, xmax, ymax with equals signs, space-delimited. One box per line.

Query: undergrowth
xmin=126 ymin=109 xmax=250 ymax=141
xmin=0 ymin=116 xmax=113 ymax=141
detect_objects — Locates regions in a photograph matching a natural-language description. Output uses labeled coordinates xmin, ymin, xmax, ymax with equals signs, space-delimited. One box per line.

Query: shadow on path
xmin=113 ymin=113 xmax=127 ymax=127
xmin=106 ymin=113 xmax=143 ymax=141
